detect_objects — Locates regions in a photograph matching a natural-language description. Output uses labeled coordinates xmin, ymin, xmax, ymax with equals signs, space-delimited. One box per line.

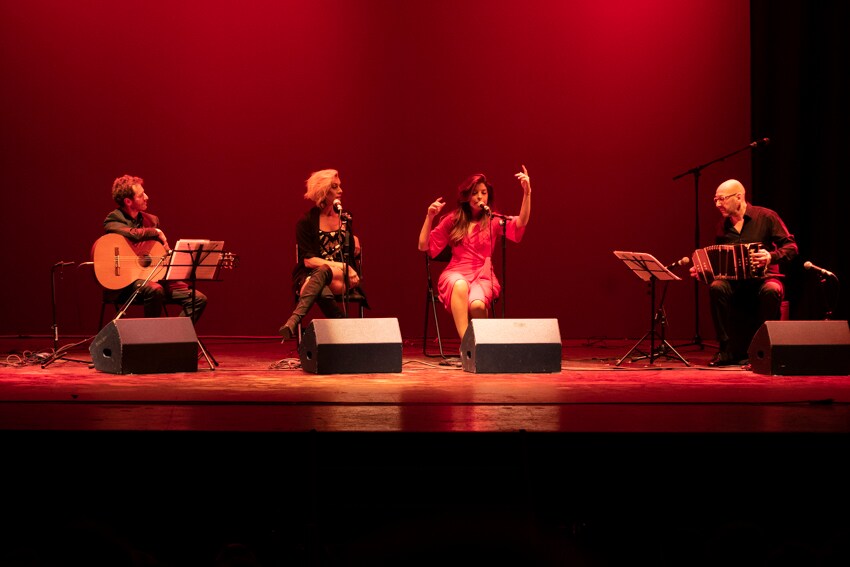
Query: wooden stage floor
xmin=3 ymin=335 xmax=850 ymax=566
xmin=2 ymin=335 xmax=849 ymax=433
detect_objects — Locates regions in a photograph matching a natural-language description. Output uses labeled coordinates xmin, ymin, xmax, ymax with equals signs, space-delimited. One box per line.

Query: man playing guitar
xmin=96 ymin=174 xmax=207 ymax=321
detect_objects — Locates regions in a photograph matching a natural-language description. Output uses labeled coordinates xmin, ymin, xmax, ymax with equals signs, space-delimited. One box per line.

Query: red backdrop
xmin=0 ymin=0 xmax=751 ymax=341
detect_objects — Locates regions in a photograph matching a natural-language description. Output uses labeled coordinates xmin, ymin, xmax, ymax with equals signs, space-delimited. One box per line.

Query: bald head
xmin=717 ymin=179 xmax=746 ymax=197
xmin=714 ymin=179 xmax=747 ymax=218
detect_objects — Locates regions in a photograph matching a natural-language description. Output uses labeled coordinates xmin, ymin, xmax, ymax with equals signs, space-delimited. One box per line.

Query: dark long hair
xmin=448 ymin=173 xmax=494 ymax=246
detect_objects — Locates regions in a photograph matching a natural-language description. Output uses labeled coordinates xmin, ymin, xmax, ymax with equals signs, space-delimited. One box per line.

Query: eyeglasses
xmin=713 ymin=193 xmax=738 ymax=204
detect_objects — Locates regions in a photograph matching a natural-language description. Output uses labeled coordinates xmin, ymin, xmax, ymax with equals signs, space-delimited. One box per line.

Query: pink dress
xmin=428 ymin=213 xmax=526 ymax=311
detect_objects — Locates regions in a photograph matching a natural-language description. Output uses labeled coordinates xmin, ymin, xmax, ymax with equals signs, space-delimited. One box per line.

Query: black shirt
xmin=714 ymin=204 xmax=798 ymax=275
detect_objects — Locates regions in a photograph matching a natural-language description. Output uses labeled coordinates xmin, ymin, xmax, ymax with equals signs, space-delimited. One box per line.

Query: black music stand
xmin=165 ymin=239 xmax=227 ymax=370
xmin=614 ymin=251 xmax=690 ymax=366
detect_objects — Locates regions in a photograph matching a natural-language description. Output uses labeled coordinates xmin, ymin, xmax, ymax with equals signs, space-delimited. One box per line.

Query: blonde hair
xmin=304 ymin=169 xmax=339 ymax=207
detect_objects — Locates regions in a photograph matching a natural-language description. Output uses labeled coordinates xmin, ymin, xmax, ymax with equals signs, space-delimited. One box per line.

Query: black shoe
xmin=278 ymin=314 xmax=301 ymax=341
xmin=708 ymin=351 xmax=739 ymax=367
xmin=735 ymin=354 xmax=750 ymax=366
xmin=278 ymin=322 xmax=296 ymax=341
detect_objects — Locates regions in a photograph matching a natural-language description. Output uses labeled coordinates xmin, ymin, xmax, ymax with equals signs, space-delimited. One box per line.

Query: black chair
xmin=423 ymin=246 xmax=453 ymax=357
xmin=295 ymin=245 xmax=368 ymax=344
xmin=98 ymin=291 xmax=171 ymax=328
xmin=423 ymin=246 xmax=502 ymax=358
xmin=79 ymin=262 xmax=171 ymax=329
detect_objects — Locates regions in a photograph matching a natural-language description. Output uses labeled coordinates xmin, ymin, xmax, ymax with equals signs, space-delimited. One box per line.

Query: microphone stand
xmin=338 ymin=212 xmax=352 ymax=316
xmin=813 ymin=270 xmax=839 ymax=320
xmin=487 ymin=210 xmax=511 ymax=318
xmin=114 ymin=251 xmax=172 ymax=320
xmin=672 ymin=140 xmax=764 ymax=350
xmin=498 ymin=215 xmax=507 ymax=318
xmin=41 ymin=262 xmax=91 ymax=368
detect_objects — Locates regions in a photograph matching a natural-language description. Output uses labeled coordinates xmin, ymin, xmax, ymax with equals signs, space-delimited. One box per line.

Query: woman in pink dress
xmin=418 ymin=165 xmax=532 ymax=340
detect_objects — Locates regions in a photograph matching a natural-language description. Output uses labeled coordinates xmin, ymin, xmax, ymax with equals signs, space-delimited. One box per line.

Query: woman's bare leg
xmin=469 ymin=299 xmax=487 ymax=321
xmin=450 ymin=280 xmax=471 ymax=339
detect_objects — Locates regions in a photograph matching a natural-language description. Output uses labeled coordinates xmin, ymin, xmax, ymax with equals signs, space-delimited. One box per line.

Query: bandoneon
xmin=691 ymin=243 xmax=767 ymax=284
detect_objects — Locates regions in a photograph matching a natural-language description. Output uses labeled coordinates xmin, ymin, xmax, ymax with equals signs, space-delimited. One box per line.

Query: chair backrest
xmin=425 ymin=246 xmax=451 ymax=286
xmin=425 ymin=245 xmax=500 ymax=316
xmin=430 ymin=246 xmax=452 ymax=263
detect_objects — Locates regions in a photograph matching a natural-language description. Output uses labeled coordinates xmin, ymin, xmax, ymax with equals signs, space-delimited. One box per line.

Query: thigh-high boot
xmin=279 ymin=265 xmax=333 ymax=340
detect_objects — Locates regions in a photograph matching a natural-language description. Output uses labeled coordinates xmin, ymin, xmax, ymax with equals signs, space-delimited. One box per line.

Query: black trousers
xmin=709 ymin=277 xmax=783 ymax=357
xmin=109 ymin=279 xmax=207 ymax=321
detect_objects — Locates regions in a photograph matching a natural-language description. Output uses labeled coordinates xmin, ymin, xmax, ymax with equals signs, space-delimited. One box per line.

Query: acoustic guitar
xmin=91 ymin=233 xmax=170 ymax=290
xmin=92 ymin=234 xmax=240 ymax=290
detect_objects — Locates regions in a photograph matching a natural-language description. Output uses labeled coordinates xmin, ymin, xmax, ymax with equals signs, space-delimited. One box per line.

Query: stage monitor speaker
xmin=461 ymin=319 xmax=562 ymax=373
xmin=299 ymin=318 xmax=402 ymax=374
xmin=90 ymin=317 xmax=199 ymax=374
xmin=748 ymin=320 xmax=850 ymax=376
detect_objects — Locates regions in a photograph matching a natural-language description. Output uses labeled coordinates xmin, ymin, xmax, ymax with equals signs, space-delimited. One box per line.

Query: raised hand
xmin=428 ymin=197 xmax=446 ymax=218
xmin=515 ymin=165 xmax=531 ymax=195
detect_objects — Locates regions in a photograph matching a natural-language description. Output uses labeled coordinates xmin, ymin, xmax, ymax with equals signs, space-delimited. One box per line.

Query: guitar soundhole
xmin=140 ymin=255 xmax=152 ymax=268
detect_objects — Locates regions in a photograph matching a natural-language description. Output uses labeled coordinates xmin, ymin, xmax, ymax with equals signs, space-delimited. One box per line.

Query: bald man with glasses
xmin=690 ymin=179 xmax=798 ymax=367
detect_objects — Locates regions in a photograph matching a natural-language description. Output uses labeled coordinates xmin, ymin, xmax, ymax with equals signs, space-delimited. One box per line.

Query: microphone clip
xmin=482 ymin=205 xmax=510 ymax=220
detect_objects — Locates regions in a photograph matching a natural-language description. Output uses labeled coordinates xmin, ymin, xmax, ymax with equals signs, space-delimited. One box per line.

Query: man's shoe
xmin=708 ymin=351 xmax=739 ymax=367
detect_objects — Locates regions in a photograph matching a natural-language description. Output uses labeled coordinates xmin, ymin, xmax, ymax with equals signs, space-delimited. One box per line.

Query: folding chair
xmin=294 ymin=245 xmax=367 ymax=343
xmin=423 ymin=246 xmax=453 ymax=357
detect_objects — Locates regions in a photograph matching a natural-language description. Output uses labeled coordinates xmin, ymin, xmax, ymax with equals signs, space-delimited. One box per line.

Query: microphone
xmin=481 ymin=204 xmax=492 ymax=216
xmin=333 ymin=198 xmax=352 ymax=220
xmin=665 ymin=257 xmax=690 ymax=270
xmin=53 ymin=261 xmax=75 ymax=268
xmin=750 ymin=137 xmax=770 ymax=148
xmin=804 ymin=261 xmax=835 ymax=278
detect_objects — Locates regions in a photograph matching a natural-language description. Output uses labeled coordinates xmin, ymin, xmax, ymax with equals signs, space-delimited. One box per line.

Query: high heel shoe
xmin=279 ymin=318 xmax=297 ymax=341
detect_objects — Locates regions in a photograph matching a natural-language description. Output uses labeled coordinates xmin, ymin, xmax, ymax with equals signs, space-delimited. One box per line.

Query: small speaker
xmin=90 ymin=318 xmax=199 ymax=374
xmin=748 ymin=320 xmax=850 ymax=376
xmin=461 ymin=319 xmax=562 ymax=373
xmin=299 ymin=318 xmax=403 ymax=374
